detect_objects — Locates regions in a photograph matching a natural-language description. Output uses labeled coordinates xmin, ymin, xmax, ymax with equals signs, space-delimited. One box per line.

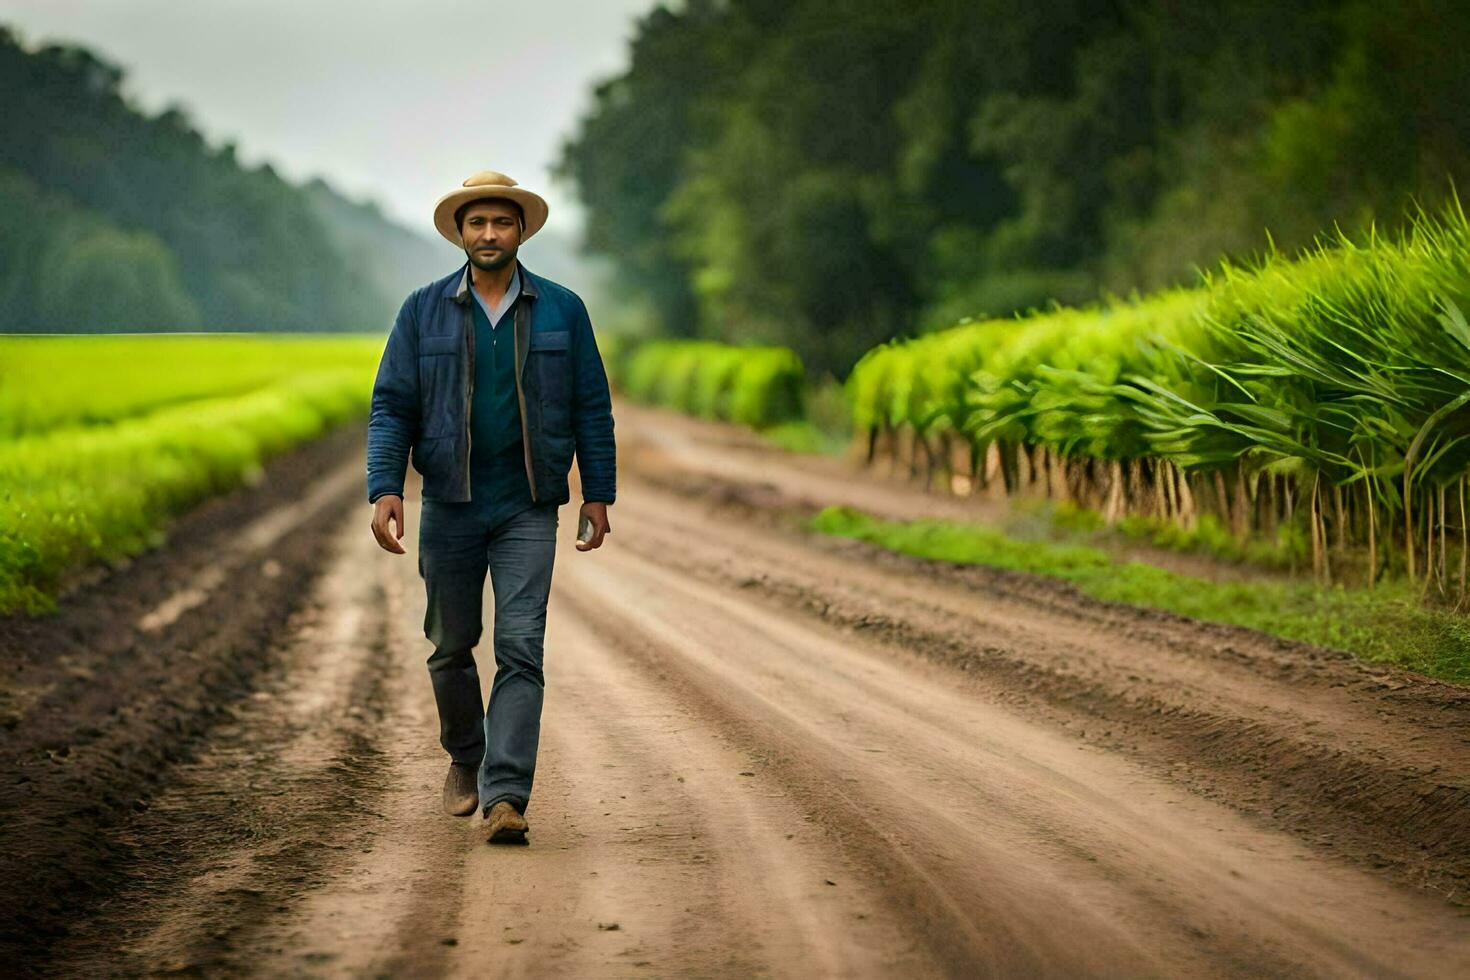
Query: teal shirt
xmin=469 ymin=266 xmax=522 ymax=457
xmin=466 ymin=267 xmax=537 ymax=527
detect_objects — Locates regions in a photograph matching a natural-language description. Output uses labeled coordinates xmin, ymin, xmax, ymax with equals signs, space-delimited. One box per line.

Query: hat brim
xmin=433 ymin=186 xmax=549 ymax=248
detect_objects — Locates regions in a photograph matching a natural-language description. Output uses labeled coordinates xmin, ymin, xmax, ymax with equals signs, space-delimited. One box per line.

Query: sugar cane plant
xmin=846 ymin=194 xmax=1470 ymax=608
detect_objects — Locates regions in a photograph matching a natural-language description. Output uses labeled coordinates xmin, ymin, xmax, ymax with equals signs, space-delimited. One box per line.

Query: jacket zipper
xmin=462 ymin=301 xmax=473 ymax=501
xmin=514 ymin=295 xmax=539 ymax=501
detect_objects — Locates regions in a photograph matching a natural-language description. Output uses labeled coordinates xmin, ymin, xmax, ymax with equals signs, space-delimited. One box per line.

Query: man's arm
xmin=569 ymin=295 xmax=617 ymax=505
xmin=366 ymin=295 xmax=420 ymax=505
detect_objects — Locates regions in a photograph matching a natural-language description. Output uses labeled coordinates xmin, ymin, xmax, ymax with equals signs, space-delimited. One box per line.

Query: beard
xmin=466 ymin=242 xmax=518 ymax=272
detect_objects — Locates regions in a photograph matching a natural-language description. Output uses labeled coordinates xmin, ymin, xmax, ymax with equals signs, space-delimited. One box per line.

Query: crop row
xmin=845 ymin=196 xmax=1470 ymax=604
xmin=614 ymin=338 xmax=806 ymax=429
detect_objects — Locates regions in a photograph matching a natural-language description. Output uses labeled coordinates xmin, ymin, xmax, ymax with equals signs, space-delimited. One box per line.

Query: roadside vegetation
xmin=847 ymin=198 xmax=1470 ymax=611
xmin=0 ymin=335 xmax=380 ymax=615
xmin=603 ymin=333 xmax=856 ymax=455
xmin=809 ymin=505 xmax=1470 ymax=684
xmin=605 ymin=197 xmax=1470 ymax=682
xmin=613 ymin=337 xmax=806 ymax=429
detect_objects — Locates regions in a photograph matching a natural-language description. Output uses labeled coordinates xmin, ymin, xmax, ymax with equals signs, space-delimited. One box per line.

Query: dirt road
xmin=4 ymin=401 xmax=1469 ymax=977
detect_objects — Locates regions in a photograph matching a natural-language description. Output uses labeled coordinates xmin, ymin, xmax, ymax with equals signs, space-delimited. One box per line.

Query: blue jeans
xmin=418 ymin=500 xmax=559 ymax=817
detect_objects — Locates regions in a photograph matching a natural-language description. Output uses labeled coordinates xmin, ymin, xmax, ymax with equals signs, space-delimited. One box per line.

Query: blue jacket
xmin=366 ymin=259 xmax=617 ymax=507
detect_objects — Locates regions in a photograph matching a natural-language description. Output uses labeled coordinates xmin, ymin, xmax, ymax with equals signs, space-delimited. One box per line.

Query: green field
xmin=0 ymin=335 xmax=382 ymax=615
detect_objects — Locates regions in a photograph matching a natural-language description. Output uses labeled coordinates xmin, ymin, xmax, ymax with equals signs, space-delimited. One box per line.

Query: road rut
xmin=9 ymin=401 xmax=1469 ymax=978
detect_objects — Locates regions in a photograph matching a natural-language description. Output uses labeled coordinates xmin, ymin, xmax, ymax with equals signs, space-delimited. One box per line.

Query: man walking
xmin=366 ymin=170 xmax=616 ymax=845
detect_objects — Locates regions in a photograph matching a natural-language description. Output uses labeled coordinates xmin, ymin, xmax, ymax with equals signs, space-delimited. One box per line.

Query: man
xmin=366 ymin=170 xmax=616 ymax=846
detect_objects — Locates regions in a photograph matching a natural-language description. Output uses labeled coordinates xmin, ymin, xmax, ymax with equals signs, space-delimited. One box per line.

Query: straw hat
xmin=432 ymin=170 xmax=549 ymax=248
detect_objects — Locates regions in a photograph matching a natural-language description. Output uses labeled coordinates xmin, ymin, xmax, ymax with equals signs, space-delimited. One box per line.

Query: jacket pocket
xmin=529 ymin=330 xmax=570 ymax=350
xmin=529 ymin=330 xmax=570 ymax=403
xmin=417 ymin=334 xmax=460 ymax=437
xmin=410 ymin=434 xmax=451 ymax=477
xmin=419 ymin=333 xmax=460 ymax=355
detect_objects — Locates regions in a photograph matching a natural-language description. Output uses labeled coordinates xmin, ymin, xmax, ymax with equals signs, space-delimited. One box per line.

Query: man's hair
xmin=455 ymin=197 xmax=525 ymax=235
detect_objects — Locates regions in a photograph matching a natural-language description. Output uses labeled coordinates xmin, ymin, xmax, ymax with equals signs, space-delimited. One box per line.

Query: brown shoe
xmin=443 ymin=763 xmax=479 ymax=817
xmin=482 ymin=800 xmax=529 ymax=845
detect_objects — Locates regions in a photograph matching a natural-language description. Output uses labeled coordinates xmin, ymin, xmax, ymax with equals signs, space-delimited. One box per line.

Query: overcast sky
xmin=2 ymin=0 xmax=660 ymax=237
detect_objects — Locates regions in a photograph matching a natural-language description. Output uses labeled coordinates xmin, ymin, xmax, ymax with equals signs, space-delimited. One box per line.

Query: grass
xmin=808 ymin=504 xmax=1470 ymax=684
xmin=755 ymin=420 xmax=844 ymax=455
xmin=0 ymin=334 xmax=383 ymax=615
xmin=1021 ymin=497 xmax=1306 ymax=569
xmin=0 ymin=334 xmax=381 ymax=438
xmin=753 ymin=373 xmax=855 ymax=457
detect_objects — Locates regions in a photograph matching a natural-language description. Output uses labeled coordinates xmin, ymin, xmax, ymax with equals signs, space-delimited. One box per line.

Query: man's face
xmin=460 ymin=199 xmax=523 ymax=272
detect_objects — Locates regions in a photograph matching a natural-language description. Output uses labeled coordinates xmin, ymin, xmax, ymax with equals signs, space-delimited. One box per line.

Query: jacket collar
xmin=447 ymin=257 xmax=539 ymax=305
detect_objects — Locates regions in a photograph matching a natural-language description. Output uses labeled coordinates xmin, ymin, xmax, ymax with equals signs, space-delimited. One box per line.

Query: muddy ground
xmin=2 ymin=401 xmax=1467 ymax=978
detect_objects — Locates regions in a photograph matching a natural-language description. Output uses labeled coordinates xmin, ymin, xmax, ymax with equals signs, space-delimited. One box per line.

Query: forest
xmin=0 ymin=27 xmax=445 ymax=333
xmin=557 ymin=0 xmax=1470 ymax=379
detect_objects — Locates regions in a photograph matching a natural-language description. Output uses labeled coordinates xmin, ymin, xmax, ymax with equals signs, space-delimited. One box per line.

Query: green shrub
xmin=620 ymin=338 xmax=806 ymax=429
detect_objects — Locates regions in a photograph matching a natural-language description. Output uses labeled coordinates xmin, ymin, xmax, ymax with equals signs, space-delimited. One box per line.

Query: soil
xmin=3 ymin=401 xmax=1467 ymax=978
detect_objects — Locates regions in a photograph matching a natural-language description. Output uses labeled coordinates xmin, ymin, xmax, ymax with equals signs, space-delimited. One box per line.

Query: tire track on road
xmin=610 ymin=461 xmax=1470 ymax=903
xmin=433 ymin=600 xmax=935 ymax=978
xmin=44 ymin=486 xmax=403 ymax=975
xmin=0 ymin=421 xmax=372 ymax=969
xmin=17 ymin=405 xmax=1470 ymax=977
xmin=548 ymin=491 xmax=1470 ymax=978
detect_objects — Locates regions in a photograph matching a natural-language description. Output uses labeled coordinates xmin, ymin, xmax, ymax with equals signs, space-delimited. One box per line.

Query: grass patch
xmin=756 ymin=419 xmax=851 ymax=456
xmin=807 ymin=504 xmax=1470 ymax=684
xmin=755 ymin=373 xmax=854 ymax=457
xmin=1019 ymin=498 xmax=1304 ymax=570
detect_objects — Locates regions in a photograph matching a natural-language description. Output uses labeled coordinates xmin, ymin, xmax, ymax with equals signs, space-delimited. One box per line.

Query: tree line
xmin=555 ymin=0 xmax=1470 ymax=379
xmin=0 ymin=27 xmax=445 ymax=333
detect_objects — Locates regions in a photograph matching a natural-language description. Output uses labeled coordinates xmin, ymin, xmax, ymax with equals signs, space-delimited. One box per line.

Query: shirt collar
xmin=472 ymin=264 xmax=521 ymax=323
xmin=452 ymin=257 xmax=538 ymax=305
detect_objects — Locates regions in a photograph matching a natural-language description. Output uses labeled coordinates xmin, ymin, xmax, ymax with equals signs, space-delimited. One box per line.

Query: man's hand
xmin=372 ymin=494 xmax=407 ymax=554
xmin=575 ymin=501 xmax=611 ymax=552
